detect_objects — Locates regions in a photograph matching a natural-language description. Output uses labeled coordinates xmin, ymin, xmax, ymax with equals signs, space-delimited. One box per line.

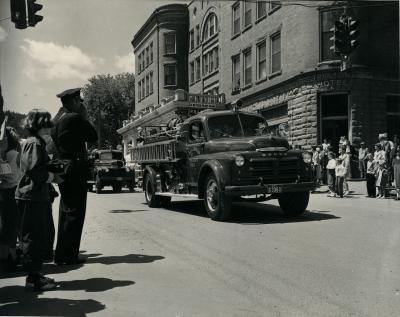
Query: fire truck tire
xmin=204 ymin=173 xmax=232 ymax=221
xmin=144 ymin=173 xmax=160 ymax=207
xmin=278 ymin=191 xmax=309 ymax=216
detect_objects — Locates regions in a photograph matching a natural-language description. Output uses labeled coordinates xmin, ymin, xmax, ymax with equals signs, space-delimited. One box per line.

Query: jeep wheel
xmin=144 ymin=173 xmax=160 ymax=207
xmin=112 ymin=184 xmax=122 ymax=193
xmin=278 ymin=191 xmax=309 ymax=217
xmin=204 ymin=174 xmax=232 ymax=221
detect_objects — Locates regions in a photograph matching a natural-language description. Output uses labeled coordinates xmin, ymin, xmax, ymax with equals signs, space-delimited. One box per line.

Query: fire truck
xmin=120 ymin=91 xmax=314 ymax=221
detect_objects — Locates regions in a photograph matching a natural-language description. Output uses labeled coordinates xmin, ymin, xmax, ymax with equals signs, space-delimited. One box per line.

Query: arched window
xmin=202 ymin=13 xmax=218 ymax=42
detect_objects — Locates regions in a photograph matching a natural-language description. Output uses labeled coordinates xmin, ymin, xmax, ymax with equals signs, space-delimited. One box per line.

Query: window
xmin=270 ymin=1 xmax=281 ymax=12
xmin=164 ymin=64 xmax=176 ymax=86
xmin=196 ymin=25 xmax=200 ymax=46
xmin=260 ymin=103 xmax=288 ymax=137
xmin=244 ymin=1 xmax=252 ymax=28
xmin=232 ymin=55 xmax=240 ymax=91
xmin=145 ymin=75 xmax=149 ymax=96
xmin=270 ymin=32 xmax=281 ymax=73
xmin=203 ymin=13 xmax=218 ymax=42
xmin=138 ymin=81 xmax=142 ymax=100
xmin=190 ymin=29 xmax=194 ymax=51
xmin=138 ymin=54 xmax=142 ymax=73
xmin=257 ymin=1 xmax=267 ymax=19
xmin=196 ymin=57 xmax=201 ymax=81
xmin=214 ymin=47 xmax=219 ymax=70
xmin=141 ymin=79 xmax=145 ymax=98
xmin=190 ymin=61 xmax=195 ymax=84
xmin=209 ymin=50 xmax=214 ymax=72
xmin=141 ymin=52 xmax=145 ymax=71
xmin=149 ymin=72 xmax=153 ymax=94
xmin=257 ymin=41 xmax=267 ymax=80
xmin=164 ymin=33 xmax=176 ymax=54
xmin=243 ymin=49 xmax=252 ymax=85
xmin=189 ymin=121 xmax=205 ymax=143
xmin=150 ymin=42 xmax=153 ymax=63
xmin=320 ymin=10 xmax=342 ymax=61
xmin=202 ymin=55 xmax=208 ymax=76
xmin=232 ymin=3 xmax=241 ymax=36
xmin=146 ymin=47 xmax=149 ymax=66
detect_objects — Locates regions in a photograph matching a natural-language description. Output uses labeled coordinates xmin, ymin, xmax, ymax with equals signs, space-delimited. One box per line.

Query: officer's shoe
xmin=54 ymin=257 xmax=86 ymax=266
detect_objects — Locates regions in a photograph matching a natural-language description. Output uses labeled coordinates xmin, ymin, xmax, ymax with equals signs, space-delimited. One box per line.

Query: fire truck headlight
xmin=235 ymin=155 xmax=245 ymax=167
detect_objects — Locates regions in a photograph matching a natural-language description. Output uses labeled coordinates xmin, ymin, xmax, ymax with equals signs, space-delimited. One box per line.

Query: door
xmin=186 ymin=120 xmax=206 ymax=188
xmin=320 ymin=94 xmax=348 ymax=153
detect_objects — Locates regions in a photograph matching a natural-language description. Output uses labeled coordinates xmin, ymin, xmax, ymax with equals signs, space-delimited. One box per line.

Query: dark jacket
xmin=51 ymin=107 xmax=97 ymax=160
xmin=15 ymin=135 xmax=51 ymax=202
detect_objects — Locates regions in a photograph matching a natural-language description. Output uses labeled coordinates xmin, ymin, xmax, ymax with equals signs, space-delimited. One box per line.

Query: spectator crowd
xmin=307 ymin=134 xmax=400 ymax=200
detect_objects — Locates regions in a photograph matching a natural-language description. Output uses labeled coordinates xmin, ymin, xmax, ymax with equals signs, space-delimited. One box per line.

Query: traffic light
xmin=348 ymin=17 xmax=360 ymax=51
xmin=27 ymin=0 xmax=43 ymax=27
xmin=10 ymin=0 xmax=27 ymax=29
xmin=329 ymin=19 xmax=347 ymax=55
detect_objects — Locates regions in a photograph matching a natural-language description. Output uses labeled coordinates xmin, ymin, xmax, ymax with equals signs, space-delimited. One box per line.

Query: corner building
xmin=187 ymin=0 xmax=399 ymax=149
xmin=132 ymin=4 xmax=189 ymax=114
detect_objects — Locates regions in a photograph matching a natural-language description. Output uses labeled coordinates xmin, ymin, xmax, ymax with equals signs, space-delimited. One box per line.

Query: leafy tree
xmin=83 ymin=73 xmax=135 ymax=149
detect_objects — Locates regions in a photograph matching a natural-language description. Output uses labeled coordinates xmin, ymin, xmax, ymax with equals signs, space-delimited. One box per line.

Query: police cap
xmin=56 ymin=88 xmax=82 ymax=100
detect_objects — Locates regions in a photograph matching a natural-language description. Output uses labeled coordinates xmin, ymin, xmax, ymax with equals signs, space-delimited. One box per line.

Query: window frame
xmin=149 ymin=71 xmax=154 ymax=94
xmin=189 ymin=29 xmax=195 ymax=51
xmin=190 ymin=61 xmax=195 ymax=84
xmin=195 ymin=57 xmax=201 ymax=82
xmin=257 ymin=40 xmax=267 ymax=81
xmin=243 ymin=1 xmax=252 ymax=30
xmin=150 ymin=42 xmax=153 ymax=63
xmin=164 ymin=32 xmax=176 ymax=55
xmin=138 ymin=80 xmax=142 ymax=100
xmin=270 ymin=31 xmax=281 ymax=75
xmin=256 ymin=1 xmax=267 ymax=21
xmin=196 ymin=24 xmax=200 ymax=46
xmin=243 ymin=48 xmax=252 ymax=86
xmin=269 ymin=1 xmax=281 ymax=14
xmin=232 ymin=2 xmax=241 ymax=37
xmin=164 ymin=63 xmax=177 ymax=87
xmin=232 ymin=54 xmax=241 ymax=92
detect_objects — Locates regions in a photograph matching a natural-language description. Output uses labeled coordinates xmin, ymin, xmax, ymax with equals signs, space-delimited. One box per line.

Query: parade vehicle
xmin=87 ymin=149 xmax=135 ymax=194
xmin=130 ymin=101 xmax=314 ymax=221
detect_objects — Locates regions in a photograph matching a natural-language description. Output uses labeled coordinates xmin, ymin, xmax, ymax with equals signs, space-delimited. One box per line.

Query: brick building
xmin=132 ymin=4 xmax=189 ymax=114
xmin=187 ymin=0 xmax=400 ymax=149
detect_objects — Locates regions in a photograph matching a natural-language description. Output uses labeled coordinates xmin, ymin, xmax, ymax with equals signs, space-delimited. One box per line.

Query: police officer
xmin=52 ymin=88 xmax=97 ymax=265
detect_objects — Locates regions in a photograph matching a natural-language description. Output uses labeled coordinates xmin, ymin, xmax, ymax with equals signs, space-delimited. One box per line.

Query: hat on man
xmin=56 ymin=88 xmax=82 ymax=100
xmin=378 ymin=133 xmax=388 ymax=140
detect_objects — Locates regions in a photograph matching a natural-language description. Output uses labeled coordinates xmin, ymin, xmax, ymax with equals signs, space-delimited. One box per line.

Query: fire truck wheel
xmin=278 ymin=191 xmax=309 ymax=216
xmin=144 ymin=173 xmax=160 ymax=207
xmin=204 ymin=173 xmax=232 ymax=221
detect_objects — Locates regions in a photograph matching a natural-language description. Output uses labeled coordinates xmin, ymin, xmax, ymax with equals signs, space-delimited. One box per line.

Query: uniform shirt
xmin=51 ymin=107 xmax=97 ymax=160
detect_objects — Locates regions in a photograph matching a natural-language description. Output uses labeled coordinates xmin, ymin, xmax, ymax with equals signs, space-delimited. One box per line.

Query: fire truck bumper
xmin=224 ymin=182 xmax=314 ymax=196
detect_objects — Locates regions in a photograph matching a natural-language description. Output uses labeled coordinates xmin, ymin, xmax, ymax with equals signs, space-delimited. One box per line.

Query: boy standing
xmin=335 ymin=158 xmax=347 ymax=198
xmin=326 ymin=152 xmax=336 ymax=197
xmin=366 ymin=153 xmax=376 ymax=198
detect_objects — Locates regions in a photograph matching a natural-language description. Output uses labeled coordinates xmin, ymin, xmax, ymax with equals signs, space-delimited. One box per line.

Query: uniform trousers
xmin=366 ymin=173 xmax=376 ymax=197
xmin=55 ymin=177 xmax=87 ymax=260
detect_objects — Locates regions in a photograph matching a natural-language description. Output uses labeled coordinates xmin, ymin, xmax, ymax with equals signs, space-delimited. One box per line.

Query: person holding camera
xmin=15 ymin=109 xmax=62 ymax=291
xmin=51 ymin=88 xmax=97 ymax=265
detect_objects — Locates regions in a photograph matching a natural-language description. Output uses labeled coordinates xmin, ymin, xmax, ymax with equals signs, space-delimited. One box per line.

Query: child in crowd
xmin=366 ymin=153 xmax=376 ymax=198
xmin=326 ymin=151 xmax=336 ymax=197
xmin=374 ymin=143 xmax=387 ymax=198
xmin=15 ymin=110 xmax=58 ymax=291
xmin=335 ymin=158 xmax=347 ymax=198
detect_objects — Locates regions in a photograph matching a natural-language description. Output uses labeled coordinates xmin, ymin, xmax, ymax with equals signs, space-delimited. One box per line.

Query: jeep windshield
xmin=100 ymin=152 xmax=123 ymax=161
xmin=208 ymin=113 xmax=267 ymax=139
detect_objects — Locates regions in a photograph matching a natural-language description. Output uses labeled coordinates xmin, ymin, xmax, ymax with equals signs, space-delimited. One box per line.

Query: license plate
xmin=266 ymin=185 xmax=282 ymax=193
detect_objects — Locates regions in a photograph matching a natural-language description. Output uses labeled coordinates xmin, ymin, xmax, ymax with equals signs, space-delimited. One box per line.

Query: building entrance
xmin=320 ymin=94 xmax=348 ymax=152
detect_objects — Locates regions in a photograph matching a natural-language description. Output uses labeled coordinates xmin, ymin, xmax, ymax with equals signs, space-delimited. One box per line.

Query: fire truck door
xmin=186 ymin=121 xmax=205 ymax=186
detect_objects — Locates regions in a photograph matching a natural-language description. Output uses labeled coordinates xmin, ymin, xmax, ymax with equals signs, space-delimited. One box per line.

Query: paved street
xmin=1 ymin=181 xmax=400 ymax=317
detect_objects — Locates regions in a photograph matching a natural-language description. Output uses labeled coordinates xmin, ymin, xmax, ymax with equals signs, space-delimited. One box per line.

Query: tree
xmin=82 ymin=73 xmax=135 ymax=149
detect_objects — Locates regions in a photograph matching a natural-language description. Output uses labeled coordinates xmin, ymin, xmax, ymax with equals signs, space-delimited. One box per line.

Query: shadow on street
xmin=109 ymin=209 xmax=148 ymax=213
xmin=0 ymin=286 xmax=106 ymax=316
xmin=163 ymin=200 xmax=339 ymax=225
xmin=85 ymin=253 xmax=165 ymax=265
xmin=57 ymin=277 xmax=134 ymax=292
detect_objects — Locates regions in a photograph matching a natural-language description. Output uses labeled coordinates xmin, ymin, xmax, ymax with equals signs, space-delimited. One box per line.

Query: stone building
xmin=187 ymin=0 xmax=400 ymax=149
xmin=132 ymin=4 xmax=189 ymax=114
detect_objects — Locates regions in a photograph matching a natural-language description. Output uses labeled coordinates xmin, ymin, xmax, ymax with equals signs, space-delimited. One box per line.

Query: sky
xmin=0 ymin=0 xmax=179 ymax=115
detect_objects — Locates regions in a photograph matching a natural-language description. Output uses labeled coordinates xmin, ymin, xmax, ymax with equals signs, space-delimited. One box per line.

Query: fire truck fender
xmin=198 ymin=160 xmax=227 ymax=199
xmin=143 ymin=165 xmax=161 ymax=192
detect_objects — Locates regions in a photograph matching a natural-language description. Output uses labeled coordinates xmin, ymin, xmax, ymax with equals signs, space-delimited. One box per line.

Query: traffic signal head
xmin=329 ymin=19 xmax=347 ymax=55
xmin=10 ymin=0 xmax=27 ymax=29
xmin=27 ymin=0 xmax=43 ymax=27
xmin=348 ymin=17 xmax=360 ymax=50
